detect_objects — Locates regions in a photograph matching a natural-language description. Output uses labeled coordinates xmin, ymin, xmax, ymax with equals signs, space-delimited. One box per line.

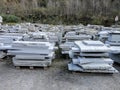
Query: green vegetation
xmin=0 ymin=0 xmax=119 ymax=26
xmin=1 ymin=14 xmax=21 ymax=23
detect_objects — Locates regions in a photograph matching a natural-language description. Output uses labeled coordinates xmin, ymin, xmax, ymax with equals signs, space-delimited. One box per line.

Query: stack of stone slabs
xmin=27 ymin=32 xmax=49 ymax=42
xmin=64 ymin=31 xmax=92 ymax=42
xmin=0 ymin=34 xmax=23 ymax=44
xmin=68 ymin=40 xmax=118 ymax=73
xmin=60 ymin=31 xmax=92 ymax=55
xmin=8 ymin=41 xmax=55 ymax=67
xmin=106 ymin=32 xmax=120 ymax=63
xmin=60 ymin=42 xmax=75 ymax=54
xmin=0 ymin=34 xmax=23 ymax=59
xmin=47 ymin=32 xmax=59 ymax=44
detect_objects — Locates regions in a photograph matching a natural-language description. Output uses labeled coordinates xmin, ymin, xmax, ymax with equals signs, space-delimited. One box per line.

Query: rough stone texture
xmin=0 ymin=59 xmax=120 ymax=90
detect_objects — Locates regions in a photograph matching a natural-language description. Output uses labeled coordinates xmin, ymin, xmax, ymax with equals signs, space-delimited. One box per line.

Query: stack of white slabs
xmin=25 ymin=32 xmax=49 ymax=42
xmin=64 ymin=31 xmax=92 ymax=42
xmin=8 ymin=41 xmax=55 ymax=67
xmin=68 ymin=40 xmax=118 ymax=73
xmin=106 ymin=32 xmax=120 ymax=63
xmin=60 ymin=42 xmax=75 ymax=54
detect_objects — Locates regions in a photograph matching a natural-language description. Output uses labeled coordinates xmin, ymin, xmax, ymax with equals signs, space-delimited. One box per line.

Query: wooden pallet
xmin=15 ymin=66 xmax=48 ymax=70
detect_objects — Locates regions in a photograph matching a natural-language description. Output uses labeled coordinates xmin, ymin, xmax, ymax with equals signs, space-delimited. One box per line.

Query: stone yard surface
xmin=0 ymin=59 xmax=120 ymax=90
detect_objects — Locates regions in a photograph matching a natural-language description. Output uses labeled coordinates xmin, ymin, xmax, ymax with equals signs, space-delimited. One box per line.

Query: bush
xmin=91 ymin=16 xmax=103 ymax=25
xmin=1 ymin=14 xmax=21 ymax=23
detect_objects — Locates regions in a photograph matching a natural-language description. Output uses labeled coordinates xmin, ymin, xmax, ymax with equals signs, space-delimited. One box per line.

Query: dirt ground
xmin=0 ymin=59 xmax=120 ymax=90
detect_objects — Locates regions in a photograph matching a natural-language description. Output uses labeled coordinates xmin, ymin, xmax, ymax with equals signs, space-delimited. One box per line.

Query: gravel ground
xmin=0 ymin=59 xmax=120 ymax=90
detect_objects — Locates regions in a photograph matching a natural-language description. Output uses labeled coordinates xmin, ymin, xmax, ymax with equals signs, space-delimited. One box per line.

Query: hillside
xmin=0 ymin=0 xmax=120 ymax=25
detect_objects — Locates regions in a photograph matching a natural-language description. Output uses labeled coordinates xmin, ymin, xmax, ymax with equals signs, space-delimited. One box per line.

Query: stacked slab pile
xmin=98 ymin=30 xmax=111 ymax=43
xmin=24 ymin=32 xmax=49 ymax=42
xmin=64 ymin=31 xmax=92 ymax=42
xmin=23 ymin=32 xmax=60 ymax=44
xmin=60 ymin=31 xmax=92 ymax=55
xmin=47 ymin=32 xmax=59 ymax=44
xmin=106 ymin=31 xmax=120 ymax=63
xmin=7 ymin=41 xmax=55 ymax=67
xmin=60 ymin=42 xmax=75 ymax=54
xmin=68 ymin=40 xmax=118 ymax=73
xmin=63 ymin=25 xmax=84 ymax=33
xmin=6 ymin=25 xmax=28 ymax=33
xmin=98 ymin=27 xmax=120 ymax=42
xmin=36 ymin=25 xmax=63 ymax=44
xmin=0 ymin=34 xmax=23 ymax=59
xmin=0 ymin=35 xmax=22 ymax=45
xmin=87 ymin=24 xmax=103 ymax=31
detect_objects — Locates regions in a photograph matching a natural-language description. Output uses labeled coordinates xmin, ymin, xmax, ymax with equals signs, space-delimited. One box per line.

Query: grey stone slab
xmin=7 ymin=49 xmax=50 ymax=55
xmin=71 ymin=47 xmax=79 ymax=52
xmin=109 ymin=46 xmax=120 ymax=54
xmin=15 ymin=55 xmax=48 ymax=60
xmin=83 ymin=40 xmax=104 ymax=46
xmin=68 ymin=63 xmax=84 ymax=71
xmin=68 ymin=63 xmax=118 ymax=73
xmin=106 ymin=41 xmax=120 ymax=46
xmin=13 ymin=58 xmax=52 ymax=67
xmin=15 ymin=52 xmax=55 ymax=60
xmin=75 ymin=41 xmax=110 ymax=52
xmin=80 ymin=63 xmax=112 ymax=70
xmin=79 ymin=52 xmax=109 ymax=57
xmin=72 ymin=58 xmax=113 ymax=65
